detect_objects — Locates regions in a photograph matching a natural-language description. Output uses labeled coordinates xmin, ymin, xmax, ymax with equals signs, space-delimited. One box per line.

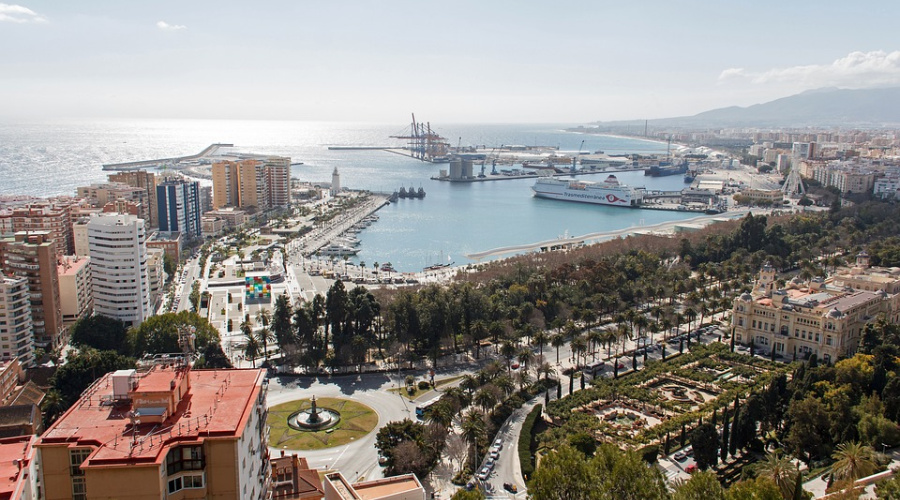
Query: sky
xmin=2 ymin=1 xmax=900 ymax=124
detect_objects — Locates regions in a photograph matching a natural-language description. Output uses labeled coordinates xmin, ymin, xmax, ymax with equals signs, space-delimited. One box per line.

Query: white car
xmin=493 ymin=438 xmax=503 ymax=450
xmin=476 ymin=467 xmax=490 ymax=481
xmin=489 ymin=449 xmax=500 ymax=460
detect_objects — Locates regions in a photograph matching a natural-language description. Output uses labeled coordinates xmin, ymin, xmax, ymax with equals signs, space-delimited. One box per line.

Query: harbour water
xmin=0 ymin=119 xmax=701 ymax=272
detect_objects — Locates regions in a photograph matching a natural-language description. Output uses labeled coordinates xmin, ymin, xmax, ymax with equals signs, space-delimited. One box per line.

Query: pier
xmin=291 ymin=194 xmax=390 ymax=258
xmin=102 ymin=143 xmax=233 ymax=171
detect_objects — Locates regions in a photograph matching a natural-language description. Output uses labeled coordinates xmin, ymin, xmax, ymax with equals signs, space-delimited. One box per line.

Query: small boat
xmin=381 ymin=262 xmax=395 ymax=272
xmin=318 ymin=244 xmax=359 ymax=256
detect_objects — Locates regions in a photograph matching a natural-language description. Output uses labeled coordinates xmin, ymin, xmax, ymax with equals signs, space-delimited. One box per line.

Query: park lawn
xmin=267 ymin=397 xmax=378 ymax=450
xmin=386 ymin=375 xmax=465 ymax=401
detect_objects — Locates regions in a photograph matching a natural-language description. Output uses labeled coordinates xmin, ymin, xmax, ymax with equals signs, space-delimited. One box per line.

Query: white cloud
xmin=719 ymin=50 xmax=900 ymax=88
xmin=156 ymin=20 xmax=186 ymax=31
xmin=0 ymin=3 xmax=46 ymax=23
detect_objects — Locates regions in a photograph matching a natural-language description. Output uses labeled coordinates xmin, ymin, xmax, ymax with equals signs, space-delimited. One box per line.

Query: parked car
xmin=503 ymin=483 xmax=518 ymax=493
xmin=485 ymin=457 xmax=495 ymax=470
xmin=493 ymin=438 xmax=503 ymax=449
xmin=489 ymin=449 xmax=500 ymax=460
xmin=476 ymin=467 xmax=490 ymax=481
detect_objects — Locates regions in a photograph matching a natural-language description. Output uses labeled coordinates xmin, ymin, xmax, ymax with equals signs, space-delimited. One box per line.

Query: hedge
xmin=519 ymin=404 xmax=543 ymax=480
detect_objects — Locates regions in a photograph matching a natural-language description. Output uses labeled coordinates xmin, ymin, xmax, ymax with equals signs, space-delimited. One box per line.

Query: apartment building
xmin=212 ymin=157 xmax=291 ymax=211
xmin=0 ymin=435 xmax=40 ymax=500
xmin=157 ymin=178 xmax=201 ymax=237
xmin=57 ymin=256 xmax=93 ymax=326
xmin=0 ymin=231 xmax=65 ymax=351
xmin=265 ymin=156 xmax=292 ymax=209
xmin=76 ymin=182 xmax=151 ymax=225
xmin=38 ymin=365 xmax=269 ymax=500
xmin=0 ymin=278 xmax=33 ymax=367
xmin=107 ymin=170 xmax=159 ymax=228
xmin=6 ymin=201 xmax=78 ymax=256
xmin=87 ymin=213 xmax=150 ymax=327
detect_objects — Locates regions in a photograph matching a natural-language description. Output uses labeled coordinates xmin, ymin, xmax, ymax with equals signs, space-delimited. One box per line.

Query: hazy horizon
xmin=3 ymin=1 xmax=900 ymax=124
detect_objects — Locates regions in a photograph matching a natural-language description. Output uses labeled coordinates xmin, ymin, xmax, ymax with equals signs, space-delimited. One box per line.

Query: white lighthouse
xmin=331 ymin=167 xmax=341 ymax=196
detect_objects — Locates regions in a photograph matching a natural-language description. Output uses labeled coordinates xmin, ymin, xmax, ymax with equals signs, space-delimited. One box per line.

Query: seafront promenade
xmin=287 ymin=194 xmax=390 ymax=258
xmin=465 ymin=209 xmax=753 ymax=261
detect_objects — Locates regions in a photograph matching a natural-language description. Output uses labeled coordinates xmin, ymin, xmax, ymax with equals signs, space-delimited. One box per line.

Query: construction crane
xmin=571 ymin=140 xmax=585 ymax=174
xmin=390 ymin=113 xmax=450 ymax=162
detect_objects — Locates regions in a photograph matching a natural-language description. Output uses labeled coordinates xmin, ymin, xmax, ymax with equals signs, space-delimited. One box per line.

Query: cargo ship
xmin=531 ymin=175 xmax=643 ymax=207
xmin=644 ymin=161 xmax=688 ymax=177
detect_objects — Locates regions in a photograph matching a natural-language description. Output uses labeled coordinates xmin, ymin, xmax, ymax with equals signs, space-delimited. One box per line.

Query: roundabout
xmin=268 ymin=396 xmax=378 ymax=450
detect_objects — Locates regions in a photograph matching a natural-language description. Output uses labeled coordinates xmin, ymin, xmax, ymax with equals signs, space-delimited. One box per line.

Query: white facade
xmin=87 ymin=213 xmax=151 ymax=326
xmin=236 ymin=380 xmax=269 ymax=500
xmin=331 ymin=167 xmax=341 ymax=196
xmin=0 ymin=276 xmax=34 ymax=367
xmin=875 ymin=176 xmax=900 ymax=199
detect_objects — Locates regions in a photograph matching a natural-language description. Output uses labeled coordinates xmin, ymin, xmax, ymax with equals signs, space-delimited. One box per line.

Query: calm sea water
xmin=0 ymin=119 xmax=699 ymax=271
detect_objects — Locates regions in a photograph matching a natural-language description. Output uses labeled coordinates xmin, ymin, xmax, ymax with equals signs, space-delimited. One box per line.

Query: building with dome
xmin=731 ymin=260 xmax=900 ymax=363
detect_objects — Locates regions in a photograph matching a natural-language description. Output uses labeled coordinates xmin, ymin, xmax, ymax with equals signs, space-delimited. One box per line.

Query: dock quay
xmin=291 ymin=194 xmax=390 ymax=258
xmin=431 ymin=166 xmax=646 ymax=183
xmin=102 ymin=143 xmax=233 ymax=171
xmin=326 ymin=146 xmax=393 ymax=151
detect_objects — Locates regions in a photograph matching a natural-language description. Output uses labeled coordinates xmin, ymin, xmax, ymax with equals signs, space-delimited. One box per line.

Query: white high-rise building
xmin=0 ymin=276 xmax=34 ymax=366
xmin=87 ymin=213 xmax=151 ymax=326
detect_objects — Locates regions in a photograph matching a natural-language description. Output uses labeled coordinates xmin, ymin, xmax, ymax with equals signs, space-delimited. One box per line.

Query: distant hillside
xmin=595 ymin=87 xmax=900 ymax=128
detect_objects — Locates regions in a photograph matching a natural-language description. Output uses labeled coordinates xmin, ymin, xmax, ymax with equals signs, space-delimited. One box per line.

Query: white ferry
xmin=531 ymin=175 xmax=643 ymax=207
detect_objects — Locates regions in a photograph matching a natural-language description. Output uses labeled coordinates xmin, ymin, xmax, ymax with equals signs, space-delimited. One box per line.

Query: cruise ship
xmin=531 ymin=175 xmax=643 ymax=207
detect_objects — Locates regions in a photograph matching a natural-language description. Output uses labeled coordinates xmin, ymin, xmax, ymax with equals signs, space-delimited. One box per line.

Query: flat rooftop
xmin=0 ymin=435 xmax=36 ymax=498
xmin=352 ymin=474 xmax=423 ymax=500
xmin=39 ymin=367 xmax=265 ymax=468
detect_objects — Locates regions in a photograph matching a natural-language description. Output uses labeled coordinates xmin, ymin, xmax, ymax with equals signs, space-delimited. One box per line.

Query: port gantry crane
xmin=390 ymin=113 xmax=450 ymax=162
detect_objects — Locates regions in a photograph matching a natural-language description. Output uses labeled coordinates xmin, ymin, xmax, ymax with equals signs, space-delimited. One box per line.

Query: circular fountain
xmin=287 ymin=395 xmax=341 ymax=432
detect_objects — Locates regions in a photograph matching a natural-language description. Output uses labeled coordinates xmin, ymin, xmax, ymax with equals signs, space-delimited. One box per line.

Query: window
xmin=70 ymin=448 xmax=91 ymax=476
xmin=72 ymin=476 xmax=87 ymax=500
xmin=166 ymin=445 xmax=205 ymax=475
xmin=168 ymin=472 xmax=205 ymax=492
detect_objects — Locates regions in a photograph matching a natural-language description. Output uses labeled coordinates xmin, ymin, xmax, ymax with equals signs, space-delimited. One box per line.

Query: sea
xmin=0 ymin=119 xmax=701 ymax=272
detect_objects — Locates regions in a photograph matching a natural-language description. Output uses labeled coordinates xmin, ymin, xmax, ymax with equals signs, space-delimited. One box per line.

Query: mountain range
xmin=594 ymin=87 xmax=900 ymax=128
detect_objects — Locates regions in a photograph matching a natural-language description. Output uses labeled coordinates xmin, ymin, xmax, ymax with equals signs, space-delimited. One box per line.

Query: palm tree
xmin=460 ymin=374 xmax=479 ymax=396
xmin=755 ymin=452 xmax=798 ymax=500
xmin=538 ymin=361 xmax=555 ymax=382
xmin=461 ymin=410 xmax=486 ymax=471
xmin=551 ymin=332 xmax=566 ymax=365
xmin=255 ymin=308 xmax=273 ymax=363
xmin=500 ymin=341 xmax=516 ymax=372
xmin=517 ymin=346 xmax=534 ymax=372
xmin=474 ymin=386 xmax=499 ymax=414
xmin=426 ymin=400 xmax=454 ymax=429
xmin=494 ymin=375 xmax=515 ymax=398
xmin=242 ymin=321 xmax=261 ymax=368
xmin=830 ymin=441 xmax=877 ymax=484
xmin=532 ymin=330 xmax=549 ymax=359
